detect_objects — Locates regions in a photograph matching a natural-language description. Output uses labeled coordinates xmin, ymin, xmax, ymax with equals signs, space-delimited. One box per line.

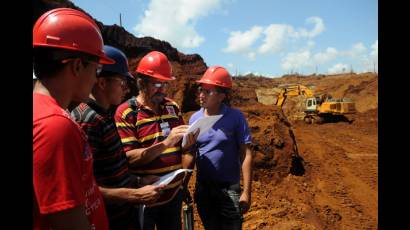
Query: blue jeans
xmin=194 ymin=181 xmax=243 ymax=230
xmin=143 ymin=189 xmax=183 ymax=230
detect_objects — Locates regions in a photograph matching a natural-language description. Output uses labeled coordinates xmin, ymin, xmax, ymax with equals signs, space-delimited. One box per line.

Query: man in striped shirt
xmin=72 ymin=46 xmax=164 ymax=230
xmin=114 ymin=51 xmax=198 ymax=230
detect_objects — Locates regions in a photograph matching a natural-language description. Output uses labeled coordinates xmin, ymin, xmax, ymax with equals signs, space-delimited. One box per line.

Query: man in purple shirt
xmin=189 ymin=66 xmax=254 ymax=230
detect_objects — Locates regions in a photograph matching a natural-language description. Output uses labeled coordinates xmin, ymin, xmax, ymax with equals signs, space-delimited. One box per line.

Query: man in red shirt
xmin=33 ymin=8 xmax=114 ymax=229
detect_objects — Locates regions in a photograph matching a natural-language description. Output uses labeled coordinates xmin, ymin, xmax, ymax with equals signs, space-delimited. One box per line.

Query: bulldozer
xmin=274 ymin=84 xmax=356 ymax=124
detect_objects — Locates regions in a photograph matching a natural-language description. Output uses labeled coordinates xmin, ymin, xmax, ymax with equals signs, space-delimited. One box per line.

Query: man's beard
xmin=150 ymin=92 xmax=166 ymax=105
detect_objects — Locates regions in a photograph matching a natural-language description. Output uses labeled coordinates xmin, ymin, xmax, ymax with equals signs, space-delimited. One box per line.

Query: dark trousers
xmin=143 ymin=189 xmax=183 ymax=230
xmin=109 ymin=205 xmax=141 ymax=230
xmin=194 ymin=181 xmax=243 ymax=230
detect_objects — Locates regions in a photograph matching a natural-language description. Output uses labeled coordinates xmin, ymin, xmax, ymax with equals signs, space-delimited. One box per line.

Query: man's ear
xmin=137 ymin=78 xmax=146 ymax=92
xmin=137 ymin=78 xmax=144 ymax=86
xmin=96 ymin=77 xmax=106 ymax=89
xmin=69 ymin=58 xmax=83 ymax=77
xmin=218 ymin=92 xmax=226 ymax=103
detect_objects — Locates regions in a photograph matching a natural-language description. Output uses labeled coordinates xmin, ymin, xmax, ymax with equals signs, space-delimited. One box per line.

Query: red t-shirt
xmin=33 ymin=93 xmax=108 ymax=230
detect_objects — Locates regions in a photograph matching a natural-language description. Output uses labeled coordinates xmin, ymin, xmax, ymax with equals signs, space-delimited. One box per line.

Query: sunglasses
xmin=61 ymin=58 xmax=102 ymax=76
xmin=197 ymin=86 xmax=218 ymax=95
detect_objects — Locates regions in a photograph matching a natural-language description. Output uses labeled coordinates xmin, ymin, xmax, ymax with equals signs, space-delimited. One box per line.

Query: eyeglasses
xmin=82 ymin=60 xmax=103 ymax=76
xmin=197 ymin=86 xmax=218 ymax=95
xmin=61 ymin=58 xmax=102 ymax=76
xmin=149 ymin=81 xmax=168 ymax=88
xmin=107 ymin=77 xmax=127 ymax=87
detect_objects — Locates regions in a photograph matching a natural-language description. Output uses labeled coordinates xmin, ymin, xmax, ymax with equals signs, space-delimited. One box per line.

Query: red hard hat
xmin=136 ymin=51 xmax=174 ymax=81
xmin=197 ymin=66 xmax=232 ymax=89
xmin=33 ymin=8 xmax=114 ymax=64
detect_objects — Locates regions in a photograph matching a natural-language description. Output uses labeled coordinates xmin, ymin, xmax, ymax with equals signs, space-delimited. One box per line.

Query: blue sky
xmin=70 ymin=0 xmax=378 ymax=77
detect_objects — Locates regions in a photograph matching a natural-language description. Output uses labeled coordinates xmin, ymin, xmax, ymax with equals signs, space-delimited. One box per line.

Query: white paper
xmin=182 ymin=114 xmax=223 ymax=146
xmin=152 ymin=169 xmax=193 ymax=186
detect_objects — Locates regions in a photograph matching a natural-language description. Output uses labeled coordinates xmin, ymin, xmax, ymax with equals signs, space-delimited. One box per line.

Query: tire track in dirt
xmin=292 ymin=121 xmax=377 ymax=229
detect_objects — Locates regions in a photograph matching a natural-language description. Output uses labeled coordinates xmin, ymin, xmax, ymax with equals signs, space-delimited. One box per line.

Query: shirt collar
xmin=201 ymin=103 xmax=228 ymax=116
xmin=86 ymin=99 xmax=109 ymax=116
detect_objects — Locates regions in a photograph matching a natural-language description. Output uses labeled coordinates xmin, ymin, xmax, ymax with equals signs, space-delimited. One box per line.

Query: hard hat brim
xmin=153 ymin=74 xmax=175 ymax=81
xmin=139 ymin=72 xmax=175 ymax=81
xmin=99 ymin=55 xmax=115 ymax=64
xmin=123 ymin=72 xmax=135 ymax=80
xmin=196 ymin=79 xmax=231 ymax=89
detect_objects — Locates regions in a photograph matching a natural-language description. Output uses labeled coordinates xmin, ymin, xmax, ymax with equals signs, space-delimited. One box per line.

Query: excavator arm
xmin=274 ymin=84 xmax=315 ymax=107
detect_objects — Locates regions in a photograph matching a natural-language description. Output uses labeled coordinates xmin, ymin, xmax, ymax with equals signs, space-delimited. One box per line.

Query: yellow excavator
xmin=275 ymin=84 xmax=356 ymax=124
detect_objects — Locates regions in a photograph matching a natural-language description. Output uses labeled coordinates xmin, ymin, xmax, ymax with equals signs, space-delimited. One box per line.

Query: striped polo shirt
xmin=114 ymin=97 xmax=185 ymax=206
xmin=71 ymin=100 xmax=136 ymax=229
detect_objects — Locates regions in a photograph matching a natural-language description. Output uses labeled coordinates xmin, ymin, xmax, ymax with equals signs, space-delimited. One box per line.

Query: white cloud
xmin=352 ymin=42 xmax=367 ymax=55
xmin=247 ymin=52 xmax=256 ymax=60
xmin=370 ymin=40 xmax=378 ymax=58
xmin=134 ymin=0 xmax=220 ymax=49
xmin=280 ymin=46 xmax=337 ymax=72
xmin=342 ymin=42 xmax=367 ymax=58
xmin=298 ymin=17 xmax=325 ymax=38
xmin=244 ymin=71 xmax=260 ymax=76
xmin=258 ymin=24 xmax=294 ymax=54
xmin=222 ymin=26 xmax=263 ymax=53
xmin=223 ymin=16 xmax=325 ymax=57
xmin=256 ymin=18 xmax=324 ymax=55
xmin=281 ymin=50 xmax=312 ymax=71
xmin=313 ymin=47 xmax=338 ymax=64
xmin=369 ymin=40 xmax=378 ymax=72
xmin=307 ymin=40 xmax=316 ymax=49
xmin=226 ymin=63 xmax=235 ymax=74
xmin=328 ymin=63 xmax=349 ymax=74
xmin=340 ymin=41 xmax=378 ymax=73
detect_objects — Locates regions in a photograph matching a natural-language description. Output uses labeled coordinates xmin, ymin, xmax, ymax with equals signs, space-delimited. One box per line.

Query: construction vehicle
xmin=274 ymin=84 xmax=356 ymax=124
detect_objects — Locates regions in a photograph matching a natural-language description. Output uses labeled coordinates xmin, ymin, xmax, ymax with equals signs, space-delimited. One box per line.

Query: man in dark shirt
xmin=72 ymin=45 xmax=164 ymax=229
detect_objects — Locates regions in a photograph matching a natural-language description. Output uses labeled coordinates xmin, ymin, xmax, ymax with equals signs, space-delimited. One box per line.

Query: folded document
xmin=152 ymin=169 xmax=193 ymax=187
xmin=181 ymin=114 xmax=223 ymax=146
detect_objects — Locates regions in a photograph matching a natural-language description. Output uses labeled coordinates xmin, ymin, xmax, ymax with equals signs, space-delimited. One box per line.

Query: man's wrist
xmin=185 ymin=145 xmax=197 ymax=154
xmin=162 ymin=138 xmax=172 ymax=148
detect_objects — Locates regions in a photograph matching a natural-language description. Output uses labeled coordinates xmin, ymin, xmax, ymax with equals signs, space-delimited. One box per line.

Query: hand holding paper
xmin=163 ymin=125 xmax=189 ymax=148
xmin=181 ymin=129 xmax=200 ymax=150
xmin=182 ymin=114 xmax=223 ymax=147
xmin=152 ymin=169 xmax=193 ymax=187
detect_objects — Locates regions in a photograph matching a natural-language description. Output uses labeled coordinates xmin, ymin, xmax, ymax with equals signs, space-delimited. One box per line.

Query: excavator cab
xmin=305 ymin=97 xmax=318 ymax=112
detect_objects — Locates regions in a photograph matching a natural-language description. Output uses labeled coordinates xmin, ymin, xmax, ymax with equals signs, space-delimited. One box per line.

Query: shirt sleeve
xmin=114 ymin=105 xmax=139 ymax=152
xmin=235 ymin=110 xmax=252 ymax=145
xmin=33 ymin=116 xmax=86 ymax=214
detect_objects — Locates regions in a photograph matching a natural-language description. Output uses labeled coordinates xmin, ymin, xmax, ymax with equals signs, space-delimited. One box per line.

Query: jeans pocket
xmin=222 ymin=188 xmax=240 ymax=208
xmin=228 ymin=183 xmax=241 ymax=193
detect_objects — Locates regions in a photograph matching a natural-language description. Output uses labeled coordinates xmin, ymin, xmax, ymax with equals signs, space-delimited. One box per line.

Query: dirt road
xmin=289 ymin=117 xmax=377 ymax=229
